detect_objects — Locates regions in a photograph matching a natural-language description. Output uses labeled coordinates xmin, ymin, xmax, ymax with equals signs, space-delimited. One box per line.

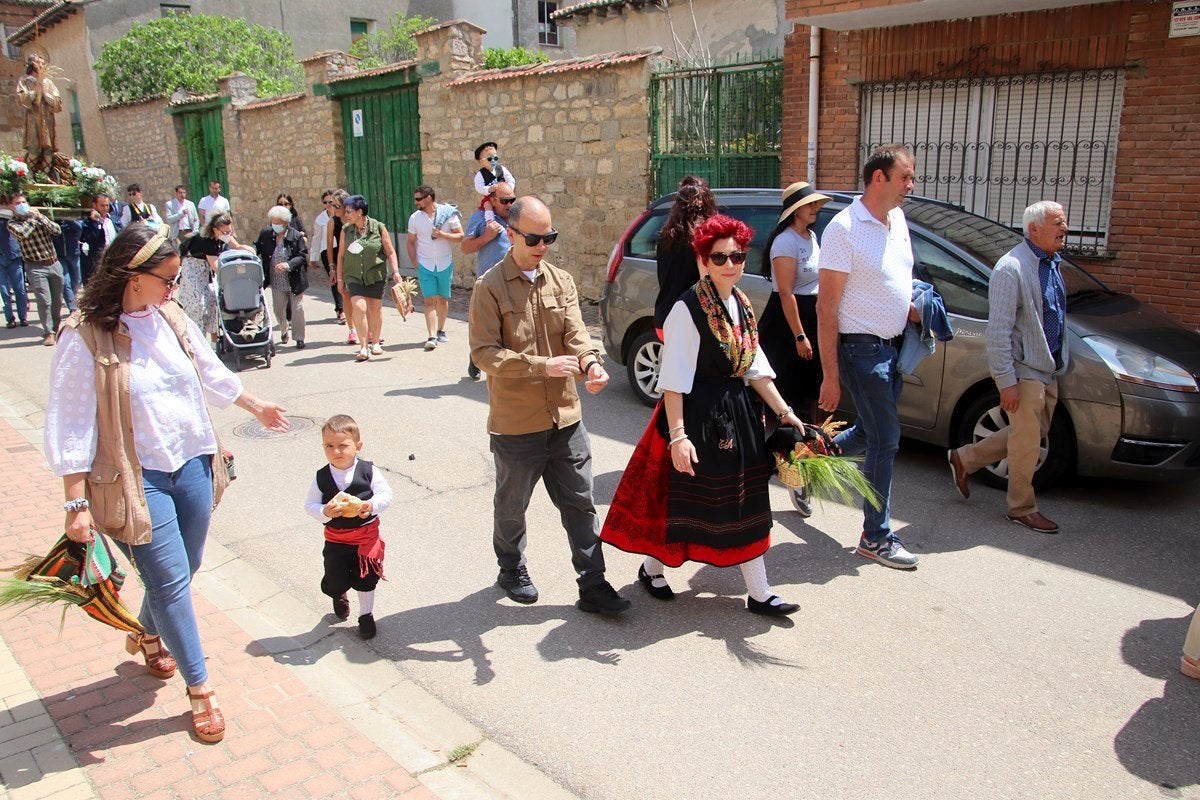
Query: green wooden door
xmin=181 ymin=108 xmax=227 ymax=204
xmin=339 ymin=84 xmax=421 ymax=235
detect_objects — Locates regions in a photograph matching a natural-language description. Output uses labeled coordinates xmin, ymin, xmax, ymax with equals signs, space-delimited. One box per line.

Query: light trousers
xmin=270 ymin=288 xmax=305 ymax=342
xmin=958 ymin=379 xmax=1058 ymax=517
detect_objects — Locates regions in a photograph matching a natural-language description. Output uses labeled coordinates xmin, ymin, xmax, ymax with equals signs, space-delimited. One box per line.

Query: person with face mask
xmin=181 ymin=212 xmax=252 ymax=346
xmin=255 ymin=205 xmax=309 ymax=349
xmin=7 ymin=191 xmax=63 ymax=345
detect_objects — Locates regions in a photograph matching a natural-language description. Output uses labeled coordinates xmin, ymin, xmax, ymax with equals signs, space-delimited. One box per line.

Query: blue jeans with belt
xmin=833 ymin=339 xmax=904 ymax=543
xmin=114 ymin=455 xmax=213 ymax=686
xmin=54 ymin=219 xmax=82 ymax=310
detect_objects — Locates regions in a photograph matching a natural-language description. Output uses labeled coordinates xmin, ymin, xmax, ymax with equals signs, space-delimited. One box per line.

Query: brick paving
xmin=0 ymin=419 xmax=439 ymax=800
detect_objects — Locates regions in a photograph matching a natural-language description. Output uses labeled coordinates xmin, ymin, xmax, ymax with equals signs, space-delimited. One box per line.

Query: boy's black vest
xmin=316 ymin=460 xmax=376 ymax=529
xmin=478 ymin=165 xmax=511 ymax=187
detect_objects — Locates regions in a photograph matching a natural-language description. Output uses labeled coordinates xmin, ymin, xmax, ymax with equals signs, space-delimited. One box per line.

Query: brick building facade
xmin=782 ymin=0 xmax=1200 ymax=327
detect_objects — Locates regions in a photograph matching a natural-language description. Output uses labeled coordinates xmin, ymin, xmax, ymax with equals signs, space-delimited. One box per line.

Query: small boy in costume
xmin=304 ymin=414 xmax=391 ymax=639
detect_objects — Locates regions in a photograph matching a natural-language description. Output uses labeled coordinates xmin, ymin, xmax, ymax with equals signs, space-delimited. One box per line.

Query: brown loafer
xmin=947 ymin=449 xmax=969 ymax=499
xmin=1006 ymin=511 xmax=1060 ymax=534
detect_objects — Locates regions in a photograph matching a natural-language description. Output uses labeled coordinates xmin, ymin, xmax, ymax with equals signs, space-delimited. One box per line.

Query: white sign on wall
xmin=352 ymin=109 xmax=364 ymax=137
xmin=1170 ymin=1 xmax=1200 ymax=37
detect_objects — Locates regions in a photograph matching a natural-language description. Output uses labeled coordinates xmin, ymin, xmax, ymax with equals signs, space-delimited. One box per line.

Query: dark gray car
xmin=599 ymin=190 xmax=1200 ymax=487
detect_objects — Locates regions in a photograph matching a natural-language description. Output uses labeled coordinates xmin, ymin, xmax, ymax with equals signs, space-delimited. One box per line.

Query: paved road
xmin=3 ymin=288 xmax=1198 ymax=800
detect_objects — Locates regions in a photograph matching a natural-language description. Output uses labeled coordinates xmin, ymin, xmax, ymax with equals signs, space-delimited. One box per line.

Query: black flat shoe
xmin=332 ymin=593 xmax=350 ymax=620
xmin=637 ymin=564 xmax=674 ymax=601
xmin=358 ymin=613 xmax=376 ymax=639
xmin=747 ymin=595 xmax=799 ymax=616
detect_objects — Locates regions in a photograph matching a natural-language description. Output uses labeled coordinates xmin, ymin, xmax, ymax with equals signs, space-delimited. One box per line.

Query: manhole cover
xmin=232 ymin=415 xmax=316 ymax=440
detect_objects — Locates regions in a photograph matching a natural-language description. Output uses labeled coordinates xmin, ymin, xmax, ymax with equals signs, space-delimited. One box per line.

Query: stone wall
xmin=222 ymin=55 xmax=349 ymax=240
xmin=416 ymin=22 xmax=655 ymax=299
xmin=100 ymin=97 xmax=183 ymax=207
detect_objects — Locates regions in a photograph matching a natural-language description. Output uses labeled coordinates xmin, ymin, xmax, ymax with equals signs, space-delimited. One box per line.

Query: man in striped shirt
xmin=8 ymin=191 xmax=63 ymax=345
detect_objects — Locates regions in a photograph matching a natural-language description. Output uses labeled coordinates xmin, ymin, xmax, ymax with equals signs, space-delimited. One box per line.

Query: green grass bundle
xmin=775 ymin=451 xmax=882 ymax=511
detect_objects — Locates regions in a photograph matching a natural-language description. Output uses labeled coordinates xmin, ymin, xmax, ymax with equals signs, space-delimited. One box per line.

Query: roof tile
xmin=447 ymin=47 xmax=660 ymax=86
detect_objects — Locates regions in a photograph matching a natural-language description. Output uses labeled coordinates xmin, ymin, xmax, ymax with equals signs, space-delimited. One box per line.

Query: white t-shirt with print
xmin=819 ymin=198 xmax=913 ymax=339
xmin=407 ymin=208 xmax=462 ymax=271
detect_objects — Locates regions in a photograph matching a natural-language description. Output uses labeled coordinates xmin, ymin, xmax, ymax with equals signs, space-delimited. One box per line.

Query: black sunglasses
xmin=143 ymin=270 xmax=183 ymax=290
xmin=708 ymin=250 xmax=748 ymax=266
xmin=510 ymin=227 xmax=558 ymax=247
xmin=486 ymin=155 xmax=501 ymax=162
xmin=496 ymin=197 xmax=517 ymax=205
xmin=414 ymin=195 xmax=430 ymax=202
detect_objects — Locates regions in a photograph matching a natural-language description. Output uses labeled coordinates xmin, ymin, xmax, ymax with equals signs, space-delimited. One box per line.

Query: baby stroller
xmin=215 ymin=250 xmax=274 ymax=370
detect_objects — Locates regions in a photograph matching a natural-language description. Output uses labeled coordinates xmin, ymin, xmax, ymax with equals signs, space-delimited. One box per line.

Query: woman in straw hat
xmin=44 ymin=222 xmax=290 ymax=743
xmin=757 ymin=182 xmax=832 ymax=516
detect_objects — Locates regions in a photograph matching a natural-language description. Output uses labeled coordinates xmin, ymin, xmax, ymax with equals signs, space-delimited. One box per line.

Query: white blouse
xmin=656 ymin=295 xmax=775 ymax=395
xmin=303 ymin=458 xmax=394 ymax=522
xmin=45 ymin=311 xmax=243 ymax=477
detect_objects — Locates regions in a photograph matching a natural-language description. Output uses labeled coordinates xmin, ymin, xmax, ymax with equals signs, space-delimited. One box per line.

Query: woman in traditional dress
xmin=757 ymin=182 xmax=832 ymax=517
xmin=46 ymin=224 xmax=288 ymax=743
xmin=653 ymin=176 xmax=719 ymax=335
xmin=601 ymin=214 xmax=806 ymax=616
xmin=179 ymin=212 xmax=253 ymax=346
xmin=335 ymin=195 xmax=400 ymax=362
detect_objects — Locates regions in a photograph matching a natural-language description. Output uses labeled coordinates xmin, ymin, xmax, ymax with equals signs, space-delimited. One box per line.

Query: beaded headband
xmin=128 ymin=227 xmax=169 ymax=268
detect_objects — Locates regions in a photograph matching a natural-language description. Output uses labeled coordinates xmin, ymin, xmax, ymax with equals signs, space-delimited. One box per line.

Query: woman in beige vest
xmin=44 ymin=223 xmax=289 ymax=744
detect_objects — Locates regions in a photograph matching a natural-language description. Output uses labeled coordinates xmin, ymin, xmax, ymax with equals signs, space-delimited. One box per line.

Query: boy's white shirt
xmin=303 ymin=457 xmax=393 ymax=522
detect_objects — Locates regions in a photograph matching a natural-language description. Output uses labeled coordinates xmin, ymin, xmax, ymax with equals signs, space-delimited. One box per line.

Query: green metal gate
xmin=330 ymin=72 xmax=421 ymax=235
xmin=650 ymin=55 xmax=783 ymax=198
xmin=179 ymin=106 xmax=228 ymax=204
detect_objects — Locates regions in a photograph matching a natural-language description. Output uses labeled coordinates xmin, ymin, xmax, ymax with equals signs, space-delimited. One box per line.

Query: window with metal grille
xmin=69 ymin=90 xmax=85 ymax=156
xmin=858 ymin=68 xmax=1124 ymax=257
xmin=538 ymin=2 xmax=560 ymax=46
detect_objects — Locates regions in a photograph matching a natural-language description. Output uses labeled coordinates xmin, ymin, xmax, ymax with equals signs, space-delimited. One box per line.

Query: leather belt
xmin=25 ymin=258 xmax=57 ymax=268
xmin=840 ymin=333 xmax=903 ymax=348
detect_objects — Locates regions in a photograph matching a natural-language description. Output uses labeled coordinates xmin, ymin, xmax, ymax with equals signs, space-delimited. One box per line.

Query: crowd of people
xmin=27 ymin=141 xmax=1200 ymax=752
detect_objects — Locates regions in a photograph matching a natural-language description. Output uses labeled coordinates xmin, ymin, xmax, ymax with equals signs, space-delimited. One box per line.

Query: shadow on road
xmin=1112 ymin=614 xmax=1200 ymax=792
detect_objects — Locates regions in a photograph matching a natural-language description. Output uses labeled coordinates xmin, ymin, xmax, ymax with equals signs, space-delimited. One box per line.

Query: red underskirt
xmin=600 ymin=404 xmax=770 ymax=569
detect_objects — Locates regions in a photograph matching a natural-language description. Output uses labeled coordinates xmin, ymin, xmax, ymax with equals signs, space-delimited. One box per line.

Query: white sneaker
xmin=369 ymin=342 xmax=383 ymax=356
xmin=423 ymin=338 xmax=437 ymax=351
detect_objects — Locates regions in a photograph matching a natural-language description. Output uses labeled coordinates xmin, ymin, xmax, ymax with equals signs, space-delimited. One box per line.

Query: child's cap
xmin=474 ymin=141 xmax=499 ymax=160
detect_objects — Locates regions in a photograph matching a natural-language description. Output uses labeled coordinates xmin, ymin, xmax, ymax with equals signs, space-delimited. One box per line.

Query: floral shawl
xmin=693 ymin=275 xmax=758 ymax=377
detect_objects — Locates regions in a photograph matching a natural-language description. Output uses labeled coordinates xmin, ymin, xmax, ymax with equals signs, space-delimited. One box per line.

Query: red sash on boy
xmin=323 ymin=518 xmax=385 ymax=579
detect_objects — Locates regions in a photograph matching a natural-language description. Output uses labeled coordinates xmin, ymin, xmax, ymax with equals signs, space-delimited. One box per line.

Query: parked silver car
xmin=599 ymin=190 xmax=1200 ymax=487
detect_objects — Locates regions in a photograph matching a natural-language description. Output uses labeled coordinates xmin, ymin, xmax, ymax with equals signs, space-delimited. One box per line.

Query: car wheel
xmin=626 ymin=329 xmax=663 ymax=407
xmin=954 ymin=390 xmax=1074 ymax=490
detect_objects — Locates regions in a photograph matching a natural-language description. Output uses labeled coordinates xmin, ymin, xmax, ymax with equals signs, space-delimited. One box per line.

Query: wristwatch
xmin=795 ymin=332 xmax=807 ymax=341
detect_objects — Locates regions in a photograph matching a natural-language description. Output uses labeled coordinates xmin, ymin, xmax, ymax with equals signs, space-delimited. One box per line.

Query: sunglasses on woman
xmin=511 ymin=227 xmax=558 ymax=247
xmin=143 ymin=270 xmax=183 ymax=290
xmin=707 ymin=250 xmax=748 ymax=266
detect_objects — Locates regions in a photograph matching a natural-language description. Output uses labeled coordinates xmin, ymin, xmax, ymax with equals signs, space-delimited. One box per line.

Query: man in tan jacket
xmin=469 ymin=196 xmax=630 ymax=616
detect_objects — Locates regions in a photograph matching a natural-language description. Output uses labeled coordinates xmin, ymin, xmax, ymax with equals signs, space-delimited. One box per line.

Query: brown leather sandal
xmin=185 ymin=687 xmax=226 ymax=743
xmin=125 ymin=633 xmax=177 ymax=679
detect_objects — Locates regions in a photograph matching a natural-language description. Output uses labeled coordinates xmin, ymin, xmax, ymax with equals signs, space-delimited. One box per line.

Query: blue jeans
xmin=114 ymin=456 xmax=214 ymax=686
xmin=0 ymin=258 xmax=27 ymax=323
xmin=55 ymin=220 xmax=82 ymax=310
xmin=833 ymin=341 xmax=903 ymax=543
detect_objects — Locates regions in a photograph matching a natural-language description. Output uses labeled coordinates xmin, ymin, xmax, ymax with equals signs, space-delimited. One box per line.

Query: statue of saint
xmin=17 ymin=54 xmax=64 ymax=179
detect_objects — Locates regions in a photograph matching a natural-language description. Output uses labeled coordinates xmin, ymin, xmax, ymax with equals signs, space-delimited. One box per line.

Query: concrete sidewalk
xmin=0 ymin=390 xmax=573 ymax=799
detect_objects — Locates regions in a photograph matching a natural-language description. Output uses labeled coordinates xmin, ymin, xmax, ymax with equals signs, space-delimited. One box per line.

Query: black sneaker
xmin=577 ymin=580 xmax=632 ymax=616
xmin=497 ymin=566 xmax=539 ymax=604
xmin=789 ymin=485 xmax=812 ymax=518
xmin=332 ymin=593 xmax=350 ymax=620
xmin=467 ymin=359 xmax=481 ymax=380
xmin=357 ymin=613 xmax=376 ymax=639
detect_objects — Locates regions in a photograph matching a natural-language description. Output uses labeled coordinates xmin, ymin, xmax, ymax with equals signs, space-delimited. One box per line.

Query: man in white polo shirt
xmin=817 ymin=143 xmax=921 ymax=570
xmin=406 ymin=184 xmax=463 ymax=351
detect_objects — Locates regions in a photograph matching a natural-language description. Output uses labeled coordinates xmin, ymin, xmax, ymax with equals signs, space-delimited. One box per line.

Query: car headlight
xmin=1083 ymin=335 xmax=1199 ymax=392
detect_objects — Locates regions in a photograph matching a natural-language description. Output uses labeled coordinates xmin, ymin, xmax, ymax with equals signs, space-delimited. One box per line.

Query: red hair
xmin=691 ymin=214 xmax=753 ymax=259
